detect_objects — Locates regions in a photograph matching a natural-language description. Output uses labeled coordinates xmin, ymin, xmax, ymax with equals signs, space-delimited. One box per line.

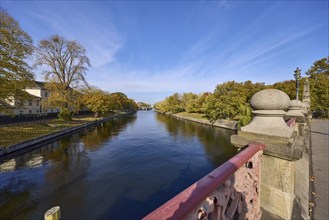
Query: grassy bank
xmin=0 ymin=113 xmax=115 ymax=147
xmin=175 ymin=112 xmax=208 ymax=121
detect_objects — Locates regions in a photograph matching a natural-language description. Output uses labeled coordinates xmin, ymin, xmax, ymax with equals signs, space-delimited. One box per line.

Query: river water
xmin=0 ymin=111 xmax=237 ymax=219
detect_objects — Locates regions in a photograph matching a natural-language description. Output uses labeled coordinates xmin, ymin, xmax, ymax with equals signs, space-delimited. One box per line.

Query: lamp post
xmin=294 ymin=67 xmax=301 ymax=100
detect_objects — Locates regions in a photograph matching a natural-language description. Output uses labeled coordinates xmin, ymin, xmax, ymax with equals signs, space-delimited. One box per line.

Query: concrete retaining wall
xmin=0 ymin=111 xmax=136 ymax=157
xmin=171 ymin=113 xmax=238 ymax=131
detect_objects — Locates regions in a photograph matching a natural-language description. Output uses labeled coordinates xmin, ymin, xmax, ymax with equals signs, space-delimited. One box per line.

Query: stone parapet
xmin=230 ymin=88 xmax=309 ymax=220
xmin=231 ymin=130 xmax=303 ymax=161
xmin=285 ymin=100 xmax=305 ymax=123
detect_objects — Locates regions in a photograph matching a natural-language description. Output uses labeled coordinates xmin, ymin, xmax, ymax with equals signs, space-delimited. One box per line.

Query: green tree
xmin=154 ymin=100 xmax=169 ymax=112
xmin=243 ymin=80 xmax=266 ymax=101
xmin=203 ymin=81 xmax=247 ymax=122
xmin=0 ymin=9 xmax=34 ymax=113
xmin=126 ymin=98 xmax=138 ymax=110
xmin=166 ymin=93 xmax=184 ymax=113
xmin=306 ymin=57 xmax=329 ymax=117
xmin=270 ymin=80 xmax=297 ymax=100
xmin=181 ymin=92 xmax=198 ymax=113
xmin=34 ymin=35 xmax=90 ymax=118
xmin=108 ymin=92 xmax=137 ymax=111
xmin=233 ymin=103 xmax=252 ymax=129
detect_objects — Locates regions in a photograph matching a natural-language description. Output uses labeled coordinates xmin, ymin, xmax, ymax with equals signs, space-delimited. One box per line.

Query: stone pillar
xmin=302 ymin=79 xmax=310 ymax=109
xmin=231 ymin=89 xmax=304 ymax=219
xmin=302 ymin=79 xmax=311 ymax=118
xmin=286 ymin=100 xmax=304 ymax=121
xmin=285 ymin=100 xmax=306 ymax=136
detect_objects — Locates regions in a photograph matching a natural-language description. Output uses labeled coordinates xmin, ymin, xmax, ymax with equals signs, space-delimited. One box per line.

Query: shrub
xmin=58 ymin=108 xmax=72 ymax=121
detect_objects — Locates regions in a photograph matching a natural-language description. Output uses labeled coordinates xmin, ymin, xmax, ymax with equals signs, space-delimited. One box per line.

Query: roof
xmin=33 ymin=81 xmax=47 ymax=89
xmin=32 ymin=81 xmax=73 ymax=91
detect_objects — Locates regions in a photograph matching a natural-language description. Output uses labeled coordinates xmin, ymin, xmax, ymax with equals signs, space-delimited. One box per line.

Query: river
xmin=0 ymin=111 xmax=237 ymax=219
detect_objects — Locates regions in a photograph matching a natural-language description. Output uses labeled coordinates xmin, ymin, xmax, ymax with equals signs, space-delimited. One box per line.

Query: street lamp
xmin=294 ymin=67 xmax=301 ymax=100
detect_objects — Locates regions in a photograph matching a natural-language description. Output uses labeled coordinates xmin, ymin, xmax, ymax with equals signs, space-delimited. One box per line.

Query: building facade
xmin=0 ymin=81 xmax=60 ymax=116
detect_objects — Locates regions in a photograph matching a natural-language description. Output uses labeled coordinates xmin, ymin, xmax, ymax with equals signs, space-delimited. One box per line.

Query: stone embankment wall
xmin=0 ymin=111 xmax=136 ymax=157
xmin=154 ymin=110 xmax=238 ymax=131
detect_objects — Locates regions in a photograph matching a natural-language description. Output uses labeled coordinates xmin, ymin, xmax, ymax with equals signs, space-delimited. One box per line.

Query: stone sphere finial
xmin=286 ymin=99 xmax=305 ymax=122
xmin=288 ymin=100 xmax=303 ymax=109
xmin=239 ymin=89 xmax=293 ymax=138
xmin=250 ymin=89 xmax=290 ymax=110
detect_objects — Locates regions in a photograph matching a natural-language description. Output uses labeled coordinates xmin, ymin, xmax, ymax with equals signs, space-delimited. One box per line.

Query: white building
xmin=25 ymin=81 xmax=60 ymax=114
xmin=0 ymin=81 xmax=60 ymax=116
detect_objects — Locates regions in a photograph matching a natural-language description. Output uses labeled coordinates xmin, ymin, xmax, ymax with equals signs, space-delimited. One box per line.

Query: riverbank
xmin=155 ymin=110 xmax=238 ymax=131
xmin=0 ymin=113 xmax=116 ymax=147
xmin=0 ymin=111 xmax=136 ymax=157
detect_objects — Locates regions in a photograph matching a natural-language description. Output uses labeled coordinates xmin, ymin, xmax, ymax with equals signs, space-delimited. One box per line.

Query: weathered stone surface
xmin=242 ymin=89 xmax=294 ymax=138
xmin=250 ymin=89 xmax=290 ymax=110
xmin=231 ymin=131 xmax=302 ymax=161
xmin=285 ymin=100 xmax=305 ymax=123
xmin=260 ymin=155 xmax=295 ymax=219
xmin=242 ymin=116 xmax=294 ymax=138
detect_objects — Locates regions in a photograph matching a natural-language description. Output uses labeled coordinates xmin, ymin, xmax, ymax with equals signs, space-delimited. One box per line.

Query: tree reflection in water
xmin=155 ymin=113 xmax=237 ymax=167
xmin=0 ymin=115 xmax=137 ymax=219
xmin=0 ymin=112 xmax=236 ymax=219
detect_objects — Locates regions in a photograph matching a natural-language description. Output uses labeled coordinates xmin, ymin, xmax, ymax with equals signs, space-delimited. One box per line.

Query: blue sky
xmin=2 ymin=0 xmax=328 ymax=104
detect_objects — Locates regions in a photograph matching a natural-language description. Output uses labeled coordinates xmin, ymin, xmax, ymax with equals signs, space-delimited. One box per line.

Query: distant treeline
xmin=155 ymin=57 xmax=329 ymax=124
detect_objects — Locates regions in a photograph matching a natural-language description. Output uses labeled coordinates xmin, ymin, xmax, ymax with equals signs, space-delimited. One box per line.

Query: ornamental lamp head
xmin=294 ymin=67 xmax=301 ymax=80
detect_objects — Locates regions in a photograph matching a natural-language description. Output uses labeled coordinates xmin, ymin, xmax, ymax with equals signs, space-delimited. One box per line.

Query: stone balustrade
xmin=231 ymin=88 xmax=310 ymax=219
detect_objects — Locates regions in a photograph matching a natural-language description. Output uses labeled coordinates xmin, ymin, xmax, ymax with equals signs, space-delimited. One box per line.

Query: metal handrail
xmin=143 ymin=142 xmax=265 ymax=220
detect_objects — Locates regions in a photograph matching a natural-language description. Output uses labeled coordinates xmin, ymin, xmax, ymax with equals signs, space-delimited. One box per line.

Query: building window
xmin=37 ymin=110 xmax=39 ymax=113
xmin=36 ymin=100 xmax=40 ymax=106
xmin=29 ymin=110 xmax=32 ymax=114
xmin=51 ymin=109 xmax=53 ymax=113
xmin=29 ymin=99 xmax=32 ymax=106
xmin=45 ymin=92 xmax=48 ymax=97
xmin=19 ymin=110 xmax=23 ymax=115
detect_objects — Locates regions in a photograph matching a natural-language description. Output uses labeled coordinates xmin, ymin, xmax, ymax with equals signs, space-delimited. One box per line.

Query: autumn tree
xmin=34 ymin=35 xmax=90 ymax=118
xmin=109 ymin=92 xmax=128 ymax=111
xmin=306 ymin=57 xmax=329 ymax=117
xmin=81 ymin=87 xmax=112 ymax=117
xmin=0 ymin=9 xmax=34 ymax=113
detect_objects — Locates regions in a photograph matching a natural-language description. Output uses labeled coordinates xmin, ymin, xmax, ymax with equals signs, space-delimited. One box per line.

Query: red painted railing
xmin=143 ymin=142 xmax=265 ymax=220
xmin=286 ymin=118 xmax=296 ymax=127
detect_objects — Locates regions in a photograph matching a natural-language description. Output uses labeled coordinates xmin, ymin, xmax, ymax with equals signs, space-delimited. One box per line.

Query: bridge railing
xmin=286 ymin=118 xmax=296 ymax=127
xmin=143 ymin=142 xmax=265 ymax=220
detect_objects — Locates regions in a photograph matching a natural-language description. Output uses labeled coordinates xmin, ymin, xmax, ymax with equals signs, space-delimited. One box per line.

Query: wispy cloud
xmin=3 ymin=0 xmax=327 ymax=103
xmin=31 ymin=2 xmax=122 ymax=68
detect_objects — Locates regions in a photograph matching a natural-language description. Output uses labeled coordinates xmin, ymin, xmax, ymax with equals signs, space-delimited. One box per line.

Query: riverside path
xmin=310 ymin=119 xmax=329 ymax=220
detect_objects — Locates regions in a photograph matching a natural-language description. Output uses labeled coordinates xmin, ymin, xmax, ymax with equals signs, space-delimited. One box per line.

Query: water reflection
xmin=81 ymin=115 xmax=137 ymax=151
xmin=0 ymin=112 xmax=236 ymax=219
xmin=0 ymin=115 xmax=136 ymax=219
xmin=156 ymin=113 xmax=237 ymax=167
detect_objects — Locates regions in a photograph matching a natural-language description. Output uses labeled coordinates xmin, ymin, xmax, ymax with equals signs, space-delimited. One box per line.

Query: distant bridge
xmin=138 ymin=107 xmax=152 ymax=111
